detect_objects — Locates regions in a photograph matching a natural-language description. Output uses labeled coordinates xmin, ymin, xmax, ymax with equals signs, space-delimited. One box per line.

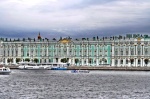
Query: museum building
xmin=0 ymin=34 xmax=149 ymax=67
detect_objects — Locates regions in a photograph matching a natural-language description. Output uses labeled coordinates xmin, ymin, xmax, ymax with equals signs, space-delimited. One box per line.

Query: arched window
xmin=138 ymin=59 xmax=141 ymax=64
xmin=131 ymin=59 xmax=134 ymax=64
xmin=120 ymin=60 xmax=123 ymax=64
xmin=138 ymin=50 xmax=141 ymax=55
xmin=145 ymin=49 xmax=148 ymax=55
xmin=115 ymin=60 xmax=118 ymax=65
xmin=105 ymin=59 xmax=107 ymax=64
xmin=126 ymin=50 xmax=128 ymax=55
xmin=144 ymin=59 xmax=148 ymax=65
xmin=121 ymin=50 xmax=123 ymax=55
xmin=126 ymin=60 xmax=128 ymax=64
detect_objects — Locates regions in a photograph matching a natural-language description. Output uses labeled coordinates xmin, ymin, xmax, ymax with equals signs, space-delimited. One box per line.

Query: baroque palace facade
xmin=0 ymin=34 xmax=150 ymax=67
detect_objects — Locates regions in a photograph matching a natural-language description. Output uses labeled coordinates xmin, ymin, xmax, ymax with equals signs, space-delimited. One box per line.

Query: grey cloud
xmin=0 ymin=0 xmax=150 ymax=38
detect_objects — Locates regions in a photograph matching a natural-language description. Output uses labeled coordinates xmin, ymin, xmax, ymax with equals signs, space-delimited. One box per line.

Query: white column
xmin=112 ymin=45 xmax=114 ymax=56
xmin=97 ymin=44 xmax=98 ymax=56
xmin=135 ymin=58 xmax=138 ymax=67
xmin=13 ymin=58 xmax=16 ymax=64
xmin=67 ymin=45 xmax=69 ymax=56
xmin=5 ymin=58 xmax=8 ymax=65
xmin=134 ymin=59 xmax=136 ymax=67
xmin=140 ymin=58 xmax=143 ymax=67
xmin=72 ymin=58 xmax=75 ymax=65
xmin=143 ymin=45 xmax=144 ymax=56
xmin=112 ymin=59 xmax=115 ymax=66
xmin=123 ymin=59 xmax=126 ymax=67
xmin=86 ymin=58 xmax=89 ymax=66
xmin=112 ymin=45 xmax=114 ymax=66
xmin=144 ymin=59 xmax=145 ymax=67
xmin=82 ymin=58 xmax=84 ymax=66
xmin=136 ymin=45 xmax=137 ymax=56
xmin=142 ymin=58 xmax=144 ymax=67
xmin=129 ymin=45 xmax=131 ymax=56
xmin=47 ymin=46 xmax=48 ymax=57
xmin=128 ymin=59 xmax=131 ymax=67
xmin=118 ymin=59 xmax=120 ymax=67
xmin=96 ymin=58 xmax=99 ymax=66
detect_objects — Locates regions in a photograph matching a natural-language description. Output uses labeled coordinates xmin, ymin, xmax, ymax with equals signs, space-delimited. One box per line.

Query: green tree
xmin=25 ymin=58 xmax=30 ymax=62
xmin=61 ymin=58 xmax=69 ymax=63
xmin=34 ymin=58 xmax=39 ymax=63
xmin=7 ymin=58 xmax=13 ymax=64
xmin=16 ymin=58 xmax=21 ymax=63
xmin=75 ymin=58 xmax=79 ymax=65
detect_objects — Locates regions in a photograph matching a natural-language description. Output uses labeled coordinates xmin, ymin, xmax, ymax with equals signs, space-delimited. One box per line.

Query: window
xmin=27 ymin=53 xmax=29 ymax=56
xmin=131 ymin=59 xmax=134 ymax=64
xmin=126 ymin=50 xmax=128 ymax=55
xmin=145 ymin=48 xmax=148 ymax=55
xmin=115 ymin=60 xmax=118 ymax=65
xmin=138 ymin=50 xmax=140 ymax=55
xmin=138 ymin=59 xmax=140 ymax=64
xmin=121 ymin=50 xmax=123 ymax=55
xmin=115 ymin=51 xmax=118 ymax=55
xmin=131 ymin=50 xmax=134 ymax=55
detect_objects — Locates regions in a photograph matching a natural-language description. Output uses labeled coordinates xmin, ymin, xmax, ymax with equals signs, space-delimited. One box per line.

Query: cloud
xmin=0 ymin=0 xmax=150 ymax=38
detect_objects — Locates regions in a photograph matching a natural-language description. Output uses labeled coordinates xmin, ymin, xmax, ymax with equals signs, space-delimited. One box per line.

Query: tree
xmin=16 ymin=58 xmax=21 ymax=63
xmin=61 ymin=58 xmax=69 ymax=63
xmin=34 ymin=58 xmax=39 ymax=63
xmin=53 ymin=38 xmax=56 ymax=41
xmin=75 ymin=58 xmax=79 ymax=65
xmin=7 ymin=58 xmax=13 ymax=63
xmin=25 ymin=58 xmax=30 ymax=62
xmin=23 ymin=38 xmax=25 ymax=41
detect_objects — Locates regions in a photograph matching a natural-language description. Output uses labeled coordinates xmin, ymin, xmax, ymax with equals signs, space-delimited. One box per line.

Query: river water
xmin=0 ymin=70 xmax=150 ymax=99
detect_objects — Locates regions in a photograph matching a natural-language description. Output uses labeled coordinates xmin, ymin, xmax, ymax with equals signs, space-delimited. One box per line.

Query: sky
xmin=0 ymin=0 xmax=150 ymax=39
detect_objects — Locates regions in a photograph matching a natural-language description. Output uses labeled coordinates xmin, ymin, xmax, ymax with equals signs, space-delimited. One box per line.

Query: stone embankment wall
xmin=67 ymin=66 xmax=150 ymax=71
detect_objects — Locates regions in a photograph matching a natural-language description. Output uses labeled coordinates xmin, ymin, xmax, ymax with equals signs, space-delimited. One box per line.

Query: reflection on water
xmin=0 ymin=70 xmax=150 ymax=99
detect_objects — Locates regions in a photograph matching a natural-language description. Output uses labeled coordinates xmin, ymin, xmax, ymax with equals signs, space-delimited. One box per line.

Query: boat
xmin=71 ymin=70 xmax=90 ymax=73
xmin=0 ymin=67 xmax=11 ymax=75
xmin=18 ymin=62 xmax=51 ymax=70
xmin=51 ymin=63 xmax=70 ymax=70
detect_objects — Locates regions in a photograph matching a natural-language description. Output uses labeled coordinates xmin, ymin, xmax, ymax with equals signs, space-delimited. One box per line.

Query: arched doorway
xmin=115 ymin=59 xmax=118 ymax=66
xmin=88 ymin=58 xmax=92 ymax=65
xmin=130 ymin=59 xmax=134 ymax=66
xmin=138 ymin=59 xmax=141 ymax=66
xmin=144 ymin=59 xmax=149 ymax=66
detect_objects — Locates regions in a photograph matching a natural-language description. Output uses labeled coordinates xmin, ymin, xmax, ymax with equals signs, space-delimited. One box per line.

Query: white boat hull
xmin=18 ymin=62 xmax=51 ymax=70
xmin=0 ymin=67 xmax=11 ymax=75
xmin=18 ymin=66 xmax=51 ymax=70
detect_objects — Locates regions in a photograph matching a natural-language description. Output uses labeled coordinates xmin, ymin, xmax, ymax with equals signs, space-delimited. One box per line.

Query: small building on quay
xmin=0 ymin=34 xmax=150 ymax=67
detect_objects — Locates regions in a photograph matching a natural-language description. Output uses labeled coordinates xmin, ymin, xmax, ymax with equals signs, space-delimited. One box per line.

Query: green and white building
xmin=0 ymin=34 xmax=150 ymax=67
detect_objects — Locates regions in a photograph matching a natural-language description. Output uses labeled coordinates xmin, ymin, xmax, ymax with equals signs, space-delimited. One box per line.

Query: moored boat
xmin=71 ymin=70 xmax=90 ymax=73
xmin=51 ymin=63 xmax=69 ymax=70
xmin=0 ymin=67 xmax=11 ymax=75
xmin=18 ymin=62 xmax=51 ymax=70
xmin=51 ymin=66 xmax=67 ymax=70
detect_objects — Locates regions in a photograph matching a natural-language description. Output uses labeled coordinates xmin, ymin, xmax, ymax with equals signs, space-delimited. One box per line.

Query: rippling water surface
xmin=1 ymin=70 xmax=150 ymax=99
